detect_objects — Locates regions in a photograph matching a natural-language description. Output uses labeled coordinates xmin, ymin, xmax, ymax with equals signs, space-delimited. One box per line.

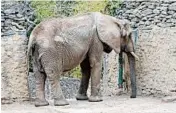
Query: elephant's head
xmin=119 ymin=20 xmax=138 ymax=58
xmin=96 ymin=13 xmax=138 ymax=98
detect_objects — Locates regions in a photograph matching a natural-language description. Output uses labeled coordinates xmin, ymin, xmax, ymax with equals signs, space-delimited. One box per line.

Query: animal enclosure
xmin=1 ymin=1 xmax=176 ymax=104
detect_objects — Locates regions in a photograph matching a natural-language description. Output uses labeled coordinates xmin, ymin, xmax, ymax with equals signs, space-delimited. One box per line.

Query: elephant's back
xmin=32 ymin=18 xmax=60 ymax=38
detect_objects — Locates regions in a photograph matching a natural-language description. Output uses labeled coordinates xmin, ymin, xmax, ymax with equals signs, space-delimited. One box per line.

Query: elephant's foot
xmin=130 ymin=92 xmax=136 ymax=98
xmin=130 ymin=95 xmax=136 ymax=98
xmin=76 ymin=93 xmax=88 ymax=100
xmin=54 ymin=99 xmax=69 ymax=106
xmin=35 ymin=98 xmax=49 ymax=107
xmin=89 ymin=95 xmax=103 ymax=102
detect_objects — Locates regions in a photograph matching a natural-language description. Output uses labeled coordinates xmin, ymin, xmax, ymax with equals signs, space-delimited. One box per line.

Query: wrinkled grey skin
xmin=27 ymin=12 xmax=138 ymax=107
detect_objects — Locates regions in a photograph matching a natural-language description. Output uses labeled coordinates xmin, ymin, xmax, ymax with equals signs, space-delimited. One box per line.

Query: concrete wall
xmin=102 ymin=52 xmax=120 ymax=96
xmin=114 ymin=1 xmax=176 ymax=97
xmin=136 ymin=27 xmax=176 ymax=97
xmin=1 ymin=1 xmax=33 ymax=103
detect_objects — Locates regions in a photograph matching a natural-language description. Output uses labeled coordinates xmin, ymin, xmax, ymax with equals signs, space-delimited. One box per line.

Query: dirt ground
xmin=1 ymin=95 xmax=176 ymax=113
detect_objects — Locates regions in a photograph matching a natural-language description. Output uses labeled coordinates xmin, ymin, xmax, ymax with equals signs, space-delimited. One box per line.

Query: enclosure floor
xmin=2 ymin=95 xmax=176 ymax=113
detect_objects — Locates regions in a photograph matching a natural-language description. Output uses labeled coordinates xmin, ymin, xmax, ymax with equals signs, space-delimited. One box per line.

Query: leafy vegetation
xmin=74 ymin=1 xmax=108 ymax=15
xmin=31 ymin=0 xmax=121 ymax=21
xmin=104 ymin=0 xmax=121 ymax=16
xmin=74 ymin=0 xmax=121 ymax=16
xmin=31 ymin=1 xmax=57 ymax=23
xmin=68 ymin=66 xmax=82 ymax=79
xmin=55 ymin=1 xmax=77 ymax=17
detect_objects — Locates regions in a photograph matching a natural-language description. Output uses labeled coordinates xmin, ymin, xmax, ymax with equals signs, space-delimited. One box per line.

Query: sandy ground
xmin=1 ymin=95 xmax=176 ymax=113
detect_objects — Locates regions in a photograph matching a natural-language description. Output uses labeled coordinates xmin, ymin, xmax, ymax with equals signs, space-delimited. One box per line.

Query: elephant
xmin=27 ymin=12 xmax=139 ymax=107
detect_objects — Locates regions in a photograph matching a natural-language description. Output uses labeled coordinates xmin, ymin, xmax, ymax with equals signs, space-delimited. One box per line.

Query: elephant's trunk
xmin=127 ymin=53 xmax=137 ymax=98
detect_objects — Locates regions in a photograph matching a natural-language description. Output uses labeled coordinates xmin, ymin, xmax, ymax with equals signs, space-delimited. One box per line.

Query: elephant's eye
xmin=121 ymin=44 xmax=126 ymax=51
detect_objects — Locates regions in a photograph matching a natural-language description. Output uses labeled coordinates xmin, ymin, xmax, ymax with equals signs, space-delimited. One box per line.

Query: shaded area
xmin=28 ymin=73 xmax=80 ymax=100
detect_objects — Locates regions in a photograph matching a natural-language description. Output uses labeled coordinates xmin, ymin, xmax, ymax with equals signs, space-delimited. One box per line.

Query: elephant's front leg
xmin=89 ymin=58 xmax=103 ymax=102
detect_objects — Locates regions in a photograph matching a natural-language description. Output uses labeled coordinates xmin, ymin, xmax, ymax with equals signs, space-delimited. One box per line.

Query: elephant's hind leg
xmin=76 ymin=57 xmax=90 ymax=100
xmin=33 ymin=62 xmax=49 ymax=107
xmin=41 ymin=52 xmax=69 ymax=106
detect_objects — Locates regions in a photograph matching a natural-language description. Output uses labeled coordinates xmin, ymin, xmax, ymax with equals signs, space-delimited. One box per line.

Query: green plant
xmin=104 ymin=0 xmax=121 ymax=16
xmin=55 ymin=1 xmax=77 ymax=17
xmin=31 ymin=0 xmax=57 ymax=23
xmin=68 ymin=66 xmax=82 ymax=79
xmin=74 ymin=1 xmax=108 ymax=15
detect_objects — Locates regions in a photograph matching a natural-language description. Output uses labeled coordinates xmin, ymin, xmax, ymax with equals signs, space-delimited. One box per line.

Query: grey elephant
xmin=27 ymin=12 xmax=139 ymax=107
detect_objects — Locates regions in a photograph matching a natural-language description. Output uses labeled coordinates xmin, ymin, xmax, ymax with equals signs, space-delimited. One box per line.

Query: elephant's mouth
xmin=121 ymin=45 xmax=128 ymax=53
xmin=103 ymin=42 xmax=112 ymax=53
xmin=130 ymin=52 xmax=139 ymax=60
xmin=121 ymin=45 xmax=139 ymax=60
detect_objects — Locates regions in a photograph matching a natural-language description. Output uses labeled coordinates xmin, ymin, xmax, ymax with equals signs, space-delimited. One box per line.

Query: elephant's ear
xmin=96 ymin=13 xmax=123 ymax=54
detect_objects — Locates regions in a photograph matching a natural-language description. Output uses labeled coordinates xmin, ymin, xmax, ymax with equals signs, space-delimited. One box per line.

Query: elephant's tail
xmin=26 ymin=31 xmax=36 ymax=100
xmin=26 ymin=32 xmax=34 ymax=77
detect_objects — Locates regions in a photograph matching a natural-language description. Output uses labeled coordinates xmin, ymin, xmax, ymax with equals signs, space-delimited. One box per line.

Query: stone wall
xmin=116 ymin=0 xmax=176 ymax=29
xmin=1 ymin=1 xmax=34 ymax=36
xmin=114 ymin=1 xmax=176 ymax=97
xmin=28 ymin=73 xmax=80 ymax=100
xmin=1 ymin=1 xmax=34 ymax=103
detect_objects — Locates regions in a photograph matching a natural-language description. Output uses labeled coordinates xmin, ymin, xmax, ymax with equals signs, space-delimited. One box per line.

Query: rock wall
xmin=1 ymin=1 xmax=34 ymax=36
xmin=28 ymin=73 xmax=80 ymax=100
xmin=114 ymin=1 xmax=176 ymax=97
xmin=1 ymin=1 xmax=34 ymax=103
xmin=116 ymin=1 xmax=176 ymax=29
